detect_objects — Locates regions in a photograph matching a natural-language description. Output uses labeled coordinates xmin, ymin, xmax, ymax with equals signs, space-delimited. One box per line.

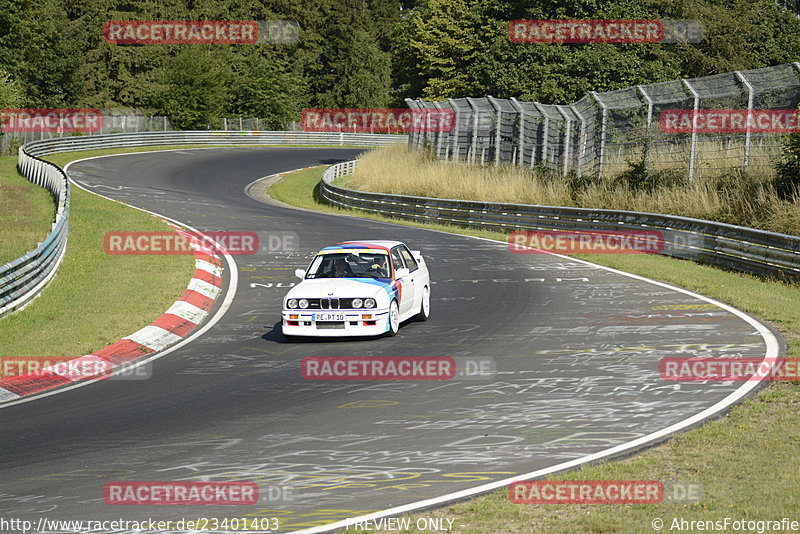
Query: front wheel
xmin=385 ymin=299 xmax=400 ymax=337
xmin=415 ymin=286 xmax=430 ymax=321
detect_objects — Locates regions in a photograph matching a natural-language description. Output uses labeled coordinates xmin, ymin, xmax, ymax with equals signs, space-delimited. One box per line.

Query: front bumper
xmin=281 ymin=309 xmax=390 ymax=337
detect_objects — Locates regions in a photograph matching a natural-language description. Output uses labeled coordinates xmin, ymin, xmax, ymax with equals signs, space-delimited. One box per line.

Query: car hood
xmin=286 ymin=278 xmax=391 ymax=299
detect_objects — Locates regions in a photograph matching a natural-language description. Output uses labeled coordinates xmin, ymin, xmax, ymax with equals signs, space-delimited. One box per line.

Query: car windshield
xmin=305 ymin=251 xmax=390 ymax=279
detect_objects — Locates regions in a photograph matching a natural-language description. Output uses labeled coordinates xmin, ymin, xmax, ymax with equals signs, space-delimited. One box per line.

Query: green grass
xmin=0 ymin=142 xmax=391 ymax=358
xmin=0 ymin=141 xmax=386 ymax=357
xmin=268 ymin=167 xmax=510 ymax=242
xmin=0 ymin=151 xmax=194 ymax=357
xmin=267 ymin=165 xmax=800 ymax=534
xmin=0 ymin=156 xmax=55 ymax=266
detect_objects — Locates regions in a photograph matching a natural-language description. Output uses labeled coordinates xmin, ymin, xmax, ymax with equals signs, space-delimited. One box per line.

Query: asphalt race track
xmin=0 ymin=147 xmax=782 ymax=532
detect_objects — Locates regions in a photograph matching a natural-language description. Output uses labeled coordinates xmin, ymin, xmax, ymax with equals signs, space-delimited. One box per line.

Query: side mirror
xmin=395 ymin=268 xmax=410 ymax=279
xmin=295 ymin=269 xmax=306 ymax=279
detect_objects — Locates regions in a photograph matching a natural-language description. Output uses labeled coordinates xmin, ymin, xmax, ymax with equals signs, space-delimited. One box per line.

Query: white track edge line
xmin=244 ymin=168 xmax=782 ymax=534
xmin=0 ymin=153 xmax=239 ymax=410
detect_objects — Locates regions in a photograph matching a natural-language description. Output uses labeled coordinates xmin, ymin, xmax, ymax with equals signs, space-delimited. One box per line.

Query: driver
xmin=330 ymin=258 xmax=355 ymax=277
xmin=369 ymin=255 xmax=389 ymax=277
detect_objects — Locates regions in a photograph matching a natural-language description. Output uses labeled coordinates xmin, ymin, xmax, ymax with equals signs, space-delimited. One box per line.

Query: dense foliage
xmin=1 ymin=0 xmax=798 ymax=128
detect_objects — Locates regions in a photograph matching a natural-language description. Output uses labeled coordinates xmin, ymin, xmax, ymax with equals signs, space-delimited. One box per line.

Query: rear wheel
xmin=415 ymin=286 xmax=430 ymax=321
xmin=385 ymin=299 xmax=400 ymax=336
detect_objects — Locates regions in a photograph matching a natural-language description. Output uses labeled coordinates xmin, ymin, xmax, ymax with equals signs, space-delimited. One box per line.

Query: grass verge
xmin=0 ymin=150 xmax=194 ymax=358
xmin=0 ymin=143 xmax=381 ymax=361
xmin=0 ymin=156 xmax=55 ymax=266
xmin=348 ymin=145 xmax=800 ymax=236
xmin=268 ymin=165 xmax=800 ymax=534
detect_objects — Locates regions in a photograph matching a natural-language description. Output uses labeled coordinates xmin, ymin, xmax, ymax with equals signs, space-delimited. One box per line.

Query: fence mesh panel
xmin=407 ymin=62 xmax=800 ymax=179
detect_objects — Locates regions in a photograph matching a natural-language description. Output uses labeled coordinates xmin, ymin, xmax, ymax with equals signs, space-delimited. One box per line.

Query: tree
xmin=776 ymin=105 xmax=800 ymax=200
xmin=312 ymin=0 xmax=400 ymax=107
xmin=229 ymin=51 xmax=308 ymax=129
xmin=328 ymin=29 xmax=392 ymax=108
xmin=0 ymin=0 xmax=83 ymax=106
xmin=394 ymin=0 xmax=485 ymax=100
xmin=153 ymin=48 xmax=231 ymax=129
xmin=394 ymin=0 xmax=800 ymax=103
xmin=0 ymin=69 xmax=23 ymax=108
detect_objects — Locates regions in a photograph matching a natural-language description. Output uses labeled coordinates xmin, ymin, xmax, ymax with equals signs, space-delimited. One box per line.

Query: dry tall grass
xmin=349 ymin=144 xmax=800 ymax=236
xmin=602 ymin=138 xmax=781 ymax=180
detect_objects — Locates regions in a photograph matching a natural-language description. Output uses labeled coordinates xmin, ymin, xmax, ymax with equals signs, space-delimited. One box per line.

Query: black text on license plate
xmin=315 ymin=313 xmax=345 ymax=321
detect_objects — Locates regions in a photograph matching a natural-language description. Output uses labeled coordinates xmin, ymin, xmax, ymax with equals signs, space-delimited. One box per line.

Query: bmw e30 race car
xmin=281 ymin=240 xmax=430 ymax=339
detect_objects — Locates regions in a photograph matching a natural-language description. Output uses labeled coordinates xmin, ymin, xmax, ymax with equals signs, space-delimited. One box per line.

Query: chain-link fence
xmin=406 ymin=62 xmax=800 ymax=179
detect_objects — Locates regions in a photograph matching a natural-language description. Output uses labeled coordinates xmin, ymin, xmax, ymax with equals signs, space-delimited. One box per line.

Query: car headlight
xmin=352 ymin=298 xmax=363 ymax=308
xmin=299 ymin=298 xmax=309 ymax=309
xmin=364 ymin=298 xmax=376 ymax=308
xmin=287 ymin=299 xmax=298 ymax=309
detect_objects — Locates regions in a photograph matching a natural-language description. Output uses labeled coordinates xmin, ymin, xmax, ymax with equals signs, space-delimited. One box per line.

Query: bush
xmin=775 ymin=106 xmax=800 ymax=200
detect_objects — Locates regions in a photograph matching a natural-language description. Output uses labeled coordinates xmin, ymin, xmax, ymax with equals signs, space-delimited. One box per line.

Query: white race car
xmin=281 ymin=240 xmax=430 ymax=339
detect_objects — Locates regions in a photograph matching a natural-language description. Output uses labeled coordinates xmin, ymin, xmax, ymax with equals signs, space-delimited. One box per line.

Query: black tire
xmin=415 ymin=286 xmax=430 ymax=322
xmin=385 ymin=299 xmax=400 ymax=337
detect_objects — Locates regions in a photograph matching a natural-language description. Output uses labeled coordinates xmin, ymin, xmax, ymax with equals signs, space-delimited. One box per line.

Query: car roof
xmin=318 ymin=240 xmax=405 ymax=253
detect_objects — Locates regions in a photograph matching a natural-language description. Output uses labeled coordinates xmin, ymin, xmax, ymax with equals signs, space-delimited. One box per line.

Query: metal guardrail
xmin=1 ymin=131 xmax=405 ymax=320
xmin=22 ymin=131 xmax=406 ymax=157
xmin=321 ymin=160 xmax=800 ymax=280
xmin=0 ymin=149 xmax=70 ymax=318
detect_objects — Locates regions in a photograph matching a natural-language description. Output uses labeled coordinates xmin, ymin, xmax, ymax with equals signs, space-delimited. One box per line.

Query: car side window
xmin=399 ymin=246 xmax=418 ymax=272
xmin=390 ymin=248 xmax=405 ymax=273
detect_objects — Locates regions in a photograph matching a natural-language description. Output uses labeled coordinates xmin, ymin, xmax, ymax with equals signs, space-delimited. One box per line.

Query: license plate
xmin=314 ymin=313 xmax=345 ymax=322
